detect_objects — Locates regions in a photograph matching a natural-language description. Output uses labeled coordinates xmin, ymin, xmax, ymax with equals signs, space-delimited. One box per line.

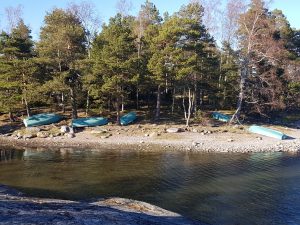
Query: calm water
xmin=1 ymin=147 xmax=300 ymax=225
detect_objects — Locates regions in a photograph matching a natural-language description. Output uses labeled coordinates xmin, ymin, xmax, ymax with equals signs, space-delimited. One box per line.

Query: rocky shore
xmin=0 ymin=123 xmax=299 ymax=153
xmin=0 ymin=185 xmax=200 ymax=225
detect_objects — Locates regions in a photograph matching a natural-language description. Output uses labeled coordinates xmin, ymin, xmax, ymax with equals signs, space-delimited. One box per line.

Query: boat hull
xmin=212 ymin=112 xmax=231 ymax=122
xmin=72 ymin=117 xmax=108 ymax=128
xmin=120 ymin=112 xmax=137 ymax=126
xmin=248 ymin=125 xmax=288 ymax=140
xmin=23 ymin=113 xmax=63 ymax=127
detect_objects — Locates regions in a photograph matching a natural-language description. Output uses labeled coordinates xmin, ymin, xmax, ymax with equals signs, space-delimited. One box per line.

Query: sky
xmin=0 ymin=0 xmax=299 ymax=40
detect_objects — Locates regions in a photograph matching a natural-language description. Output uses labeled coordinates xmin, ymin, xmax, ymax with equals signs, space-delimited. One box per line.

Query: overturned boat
xmin=72 ymin=117 xmax=108 ymax=128
xmin=248 ymin=125 xmax=288 ymax=140
xmin=120 ymin=112 xmax=137 ymax=126
xmin=23 ymin=113 xmax=63 ymax=127
xmin=212 ymin=112 xmax=231 ymax=122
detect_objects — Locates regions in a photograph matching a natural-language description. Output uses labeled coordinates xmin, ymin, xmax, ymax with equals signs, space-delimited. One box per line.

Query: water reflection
xmin=0 ymin=147 xmax=300 ymax=225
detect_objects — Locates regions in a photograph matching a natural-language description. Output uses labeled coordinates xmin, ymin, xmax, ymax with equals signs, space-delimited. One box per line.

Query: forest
xmin=0 ymin=0 xmax=299 ymax=126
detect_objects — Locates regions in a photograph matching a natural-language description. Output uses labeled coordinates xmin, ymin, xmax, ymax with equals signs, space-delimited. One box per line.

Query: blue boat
xmin=120 ymin=112 xmax=137 ymax=126
xmin=23 ymin=113 xmax=63 ymax=127
xmin=212 ymin=112 xmax=231 ymax=122
xmin=248 ymin=125 xmax=288 ymax=140
xmin=72 ymin=117 xmax=108 ymax=128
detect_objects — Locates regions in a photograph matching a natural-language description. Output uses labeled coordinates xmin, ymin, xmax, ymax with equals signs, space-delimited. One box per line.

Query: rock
xmin=100 ymin=134 xmax=112 ymax=139
xmin=60 ymin=126 xmax=69 ymax=133
xmin=256 ymin=137 xmax=263 ymax=140
xmin=67 ymin=133 xmax=75 ymax=138
xmin=69 ymin=127 xmax=75 ymax=134
xmin=23 ymin=134 xmax=34 ymax=139
xmin=201 ymin=132 xmax=205 ymax=135
xmin=192 ymin=129 xmax=198 ymax=133
xmin=136 ymin=125 xmax=142 ymax=129
xmin=140 ymin=140 xmax=145 ymax=144
xmin=149 ymin=132 xmax=158 ymax=137
xmin=25 ymin=127 xmax=40 ymax=133
xmin=166 ymin=128 xmax=181 ymax=133
xmin=37 ymin=131 xmax=49 ymax=138
xmin=227 ymin=138 xmax=234 ymax=142
xmin=192 ymin=141 xmax=200 ymax=147
xmin=144 ymin=134 xmax=149 ymax=137
xmin=91 ymin=130 xmax=107 ymax=134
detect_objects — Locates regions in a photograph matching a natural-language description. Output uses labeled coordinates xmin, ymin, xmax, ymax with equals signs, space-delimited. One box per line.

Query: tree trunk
xmin=136 ymin=84 xmax=139 ymax=110
xmin=171 ymin=87 xmax=176 ymax=115
xmin=116 ymin=96 xmax=121 ymax=125
xmin=24 ymin=97 xmax=31 ymax=117
xmin=8 ymin=111 xmax=15 ymax=122
xmin=121 ymin=97 xmax=124 ymax=112
xmin=230 ymin=59 xmax=248 ymax=123
xmin=194 ymin=80 xmax=197 ymax=114
xmin=86 ymin=90 xmax=90 ymax=117
xmin=155 ymin=85 xmax=161 ymax=121
xmin=70 ymin=88 xmax=78 ymax=119
xmin=183 ymin=88 xmax=194 ymax=127
xmin=61 ymin=93 xmax=65 ymax=113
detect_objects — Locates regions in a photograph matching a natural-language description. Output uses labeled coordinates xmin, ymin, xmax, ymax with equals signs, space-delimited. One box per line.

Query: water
xmin=1 ymin=147 xmax=300 ymax=225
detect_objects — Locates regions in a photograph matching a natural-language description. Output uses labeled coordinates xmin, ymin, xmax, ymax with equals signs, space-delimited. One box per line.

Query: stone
xmin=256 ymin=137 xmax=263 ymax=140
xmin=166 ymin=128 xmax=180 ymax=133
xmin=23 ymin=134 xmax=34 ymax=139
xmin=60 ymin=126 xmax=69 ymax=133
xmin=91 ymin=130 xmax=107 ymax=134
xmin=67 ymin=133 xmax=75 ymax=138
xmin=25 ymin=127 xmax=40 ymax=133
xmin=192 ymin=141 xmax=200 ymax=147
xmin=227 ymin=138 xmax=234 ymax=142
xmin=37 ymin=132 xmax=49 ymax=138
xmin=69 ymin=127 xmax=75 ymax=134
xmin=192 ymin=129 xmax=198 ymax=133
xmin=100 ymin=134 xmax=112 ymax=139
xmin=144 ymin=134 xmax=149 ymax=137
xmin=149 ymin=132 xmax=158 ymax=137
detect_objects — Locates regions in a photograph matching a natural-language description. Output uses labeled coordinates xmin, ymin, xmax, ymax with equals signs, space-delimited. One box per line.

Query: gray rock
xmin=67 ymin=133 xmax=75 ymax=138
xmin=25 ymin=127 xmax=40 ymax=133
xmin=166 ymin=128 xmax=180 ymax=133
xmin=67 ymin=127 xmax=74 ymax=134
xmin=150 ymin=132 xmax=158 ymax=137
xmin=37 ymin=131 xmax=49 ymax=138
xmin=0 ymin=185 xmax=196 ymax=225
xmin=60 ymin=125 xmax=69 ymax=133
xmin=23 ymin=134 xmax=34 ymax=139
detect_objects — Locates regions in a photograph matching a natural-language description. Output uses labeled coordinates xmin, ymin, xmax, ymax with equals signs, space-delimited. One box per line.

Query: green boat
xmin=120 ymin=112 xmax=137 ymax=126
xmin=248 ymin=125 xmax=288 ymax=140
xmin=72 ymin=117 xmax=108 ymax=128
xmin=212 ymin=112 xmax=231 ymax=122
xmin=23 ymin=113 xmax=63 ymax=127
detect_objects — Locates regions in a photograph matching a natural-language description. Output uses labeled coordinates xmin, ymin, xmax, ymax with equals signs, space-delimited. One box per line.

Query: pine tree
xmin=37 ymin=8 xmax=86 ymax=119
xmin=92 ymin=14 xmax=137 ymax=124
xmin=0 ymin=20 xmax=35 ymax=119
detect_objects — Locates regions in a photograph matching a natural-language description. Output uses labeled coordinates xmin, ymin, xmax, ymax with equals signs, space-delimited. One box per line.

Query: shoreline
xmin=1 ymin=123 xmax=300 ymax=153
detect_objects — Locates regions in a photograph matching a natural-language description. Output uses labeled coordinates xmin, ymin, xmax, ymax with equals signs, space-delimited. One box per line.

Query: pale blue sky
xmin=0 ymin=0 xmax=299 ymax=40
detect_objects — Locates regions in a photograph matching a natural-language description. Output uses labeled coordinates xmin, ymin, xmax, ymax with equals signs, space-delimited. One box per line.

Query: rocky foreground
xmin=0 ymin=185 xmax=200 ymax=225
